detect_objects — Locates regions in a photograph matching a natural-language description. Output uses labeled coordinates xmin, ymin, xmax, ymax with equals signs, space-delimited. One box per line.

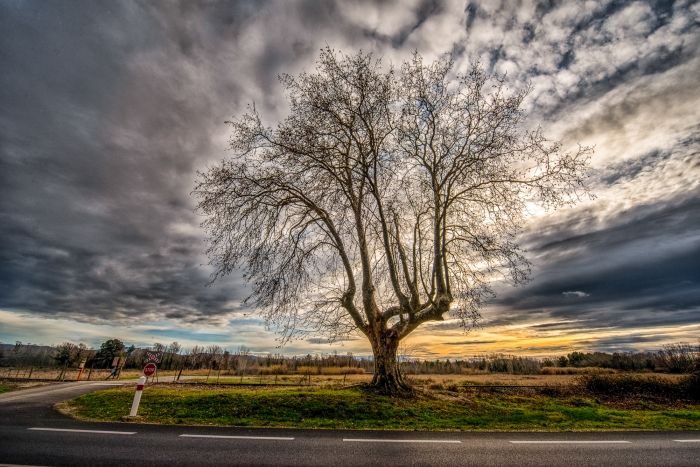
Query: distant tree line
xmin=1 ymin=340 xmax=698 ymax=376
xmin=550 ymin=343 xmax=699 ymax=373
xmin=400 ymin=343 xmax=699 ymax=375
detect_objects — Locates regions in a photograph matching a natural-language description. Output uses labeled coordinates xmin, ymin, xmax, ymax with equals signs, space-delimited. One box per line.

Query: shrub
xmin=296 ymin=366 xmax=319 ymax=375
xmin=657 ymin=343 xmax=698 ymax=373
xmin=684 ymin=372 xmax=700 ymax=400
xmin=258 ymin=364 xmax=288 ymax=375
xmin=538 ymin=386 xmax=564 ymax=397
xmin=580 ymin=374 xmax=688 ymax=399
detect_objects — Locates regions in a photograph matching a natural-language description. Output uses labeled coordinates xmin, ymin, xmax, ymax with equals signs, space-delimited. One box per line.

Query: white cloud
xmin=562 ymin=291 xmax=590 ymax=298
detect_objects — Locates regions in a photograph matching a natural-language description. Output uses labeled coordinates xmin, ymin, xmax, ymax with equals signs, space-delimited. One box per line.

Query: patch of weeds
xmin=0 ymin=383 xmax=19 ymax=394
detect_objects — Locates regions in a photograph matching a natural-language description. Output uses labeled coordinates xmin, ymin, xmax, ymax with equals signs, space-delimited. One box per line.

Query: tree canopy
xmin=195 ymin=49 xmax=591 ymax=393
xmin=94 ymin=338 xmax=125 ymax=367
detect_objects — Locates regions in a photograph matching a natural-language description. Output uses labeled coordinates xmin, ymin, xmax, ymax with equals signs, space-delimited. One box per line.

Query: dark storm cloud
xmin=486 ymin=178 xmax=700 ymax=332
xmin=528 ymin=320 xmax=593 ymax=331
xmin=576 ymin=334 xmax=693 ymax=353
xmin=0 ymin=1 xmax=255 ymax=324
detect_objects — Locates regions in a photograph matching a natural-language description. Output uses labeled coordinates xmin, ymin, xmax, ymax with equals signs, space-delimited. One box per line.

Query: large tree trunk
xmin=369 ymin=332 xmax=412 ymax=395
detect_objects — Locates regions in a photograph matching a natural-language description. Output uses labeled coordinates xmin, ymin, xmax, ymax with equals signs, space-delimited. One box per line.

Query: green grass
xmin=63 ymin=385 xmax=700 ymax=431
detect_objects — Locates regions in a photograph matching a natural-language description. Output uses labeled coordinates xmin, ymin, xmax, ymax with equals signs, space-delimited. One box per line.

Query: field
xmin=153 ymin=372 xmax=688 ymax=388
xmin=61 ymin=373 xmax=700 ymax=431
xmin=2 ymin=367 xmax=688 ymax=387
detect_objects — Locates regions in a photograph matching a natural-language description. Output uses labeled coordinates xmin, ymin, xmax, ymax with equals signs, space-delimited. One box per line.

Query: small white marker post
xmin=129 ymin=376 xmax=146 ymax=417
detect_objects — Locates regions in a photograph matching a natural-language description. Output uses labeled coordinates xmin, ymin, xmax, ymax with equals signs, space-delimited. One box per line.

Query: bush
xmin=538 ymin=386 xmax=564 ymax=397
xmin=657 ymin=343 xmax=698 ymax=373
xmin=257 ymin=364 xmax=288 ymax=375
xmin=295 ymin=366 xmax=320 ymax=375
xmin=580 ymin=374 xmax=690 ymax=399
xmin=684 ymin=372 xmax=700 ymax=400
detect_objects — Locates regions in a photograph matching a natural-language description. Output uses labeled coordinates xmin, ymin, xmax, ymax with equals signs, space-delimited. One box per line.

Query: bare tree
xmin=658 ymin=343 xmax=698 ymax=373
xmin=165 ymin=341 xmax=181 ymax=370
xmin=206 ymin=345 xmax=224 ymax=382
xmin=398 ymin=339 xmax=422 ymax=377
xmin=189 ymin=345 xmax=205 ymax=370
xmin=195 ymin=49 xmax=591 ymax=394
xmin=234 ymin=345 xmax=250 ymax=382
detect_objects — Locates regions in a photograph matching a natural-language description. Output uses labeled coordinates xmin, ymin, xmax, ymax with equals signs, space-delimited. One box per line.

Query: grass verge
xmin=0 ymin=382 xmax=20 ymax=394
xmin=63 ymin=385 xmax=700 ymax=431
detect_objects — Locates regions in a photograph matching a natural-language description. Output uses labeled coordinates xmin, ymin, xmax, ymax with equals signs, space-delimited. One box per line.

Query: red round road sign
xmin=143 ymin=363 xmax=157 ymax=377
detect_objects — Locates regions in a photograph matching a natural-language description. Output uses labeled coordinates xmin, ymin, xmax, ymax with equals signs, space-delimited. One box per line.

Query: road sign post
xmin=129 ymin=376 xmax=147 ymax=417
xmin=76 ymin=358 xmax=87 ymax=381
xmin=143 ymin=363 xmax=157 ymax=378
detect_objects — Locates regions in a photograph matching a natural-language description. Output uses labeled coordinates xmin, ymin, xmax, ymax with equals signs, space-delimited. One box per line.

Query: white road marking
xmin=673 ymin=439 xmax=700 ymax=443
xmin=180 ymin=434 xmax=294 ymax=440
xmin=0 ymin=464 xmax=51 ymax=467
xmin=343 ymin=438 xmax=461 ymax=443
xmin=510 ymin=440 xmax=631 ymax=444
xmin=28 ymin=427 xmax=136 ymax=435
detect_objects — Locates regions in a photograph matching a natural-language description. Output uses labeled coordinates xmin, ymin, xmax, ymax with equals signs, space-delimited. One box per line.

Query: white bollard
xmin=129 ymin=376 xmax=147 ymax=417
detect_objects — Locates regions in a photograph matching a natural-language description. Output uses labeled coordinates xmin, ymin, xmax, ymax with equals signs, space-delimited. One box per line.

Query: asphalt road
xmin=1 ymin=382 xmax=698 ymax=466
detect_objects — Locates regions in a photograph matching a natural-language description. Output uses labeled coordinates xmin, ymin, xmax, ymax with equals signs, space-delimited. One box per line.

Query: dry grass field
xmin=1 ymin=367 xmax=687 ymax=388
xmin=171 ymin=371 xmax=687 ymax=388
xmin=408 ymin=372 xmax=687 ymax=386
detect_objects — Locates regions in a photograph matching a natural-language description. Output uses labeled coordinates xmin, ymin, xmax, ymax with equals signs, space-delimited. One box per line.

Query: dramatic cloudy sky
xmin=1 ymin=0 xmax=698 ymax=357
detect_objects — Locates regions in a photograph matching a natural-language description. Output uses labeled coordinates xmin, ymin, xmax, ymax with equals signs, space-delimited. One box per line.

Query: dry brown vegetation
xmin=540 ymin=366 xmax=617 ymax=375
xmin=168 ymin=371 xmax=687 ymax=389
xmin=3 ymin=366 xmax=688 ymax=388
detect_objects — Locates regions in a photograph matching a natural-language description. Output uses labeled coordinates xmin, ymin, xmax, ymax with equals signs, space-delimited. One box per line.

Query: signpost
xmin=129 ymin=363 xmax=156 ymax=417
xmin=129 ymin=376 xmax=147 ymax=417
xmin=143 ymin=363 xmax=157 ymax=377
xmin=145 ymin=351 xmax=162 ymax=364
xmin=76 ymin=358 xmax=87 ymax=381
xmin=108 ymin=356 xmax=125 ymax=380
